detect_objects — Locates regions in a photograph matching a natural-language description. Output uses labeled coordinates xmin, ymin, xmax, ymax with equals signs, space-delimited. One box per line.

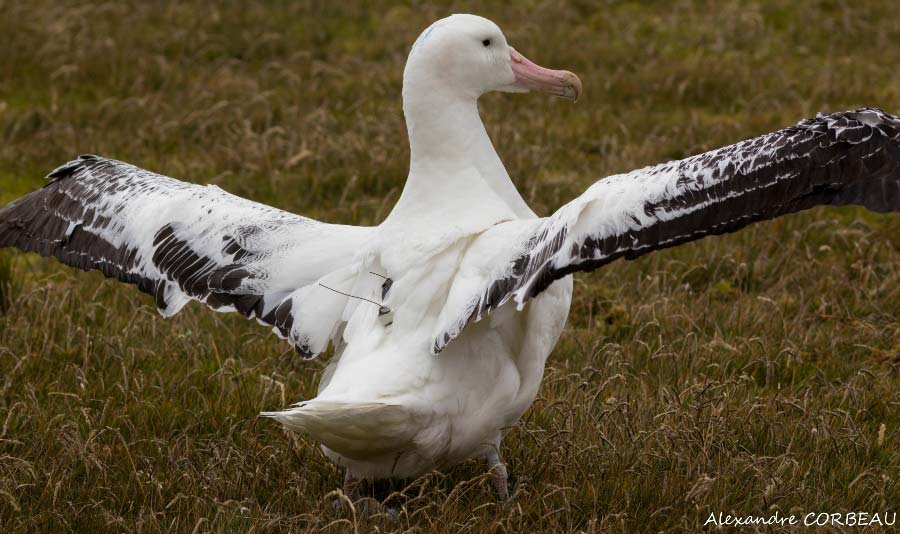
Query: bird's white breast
xmin=310 ymin=262 xmax=572 ymax=478
xmin=293 ymin=185 xmax=572 ymax=478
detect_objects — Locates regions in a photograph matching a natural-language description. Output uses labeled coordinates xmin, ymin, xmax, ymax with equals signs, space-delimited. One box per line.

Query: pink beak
xmin=509 ymin=47 xmax=582 ymax=101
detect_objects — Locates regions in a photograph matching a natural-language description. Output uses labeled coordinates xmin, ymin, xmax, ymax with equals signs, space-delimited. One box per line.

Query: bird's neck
xmin=385 ymin=80 xmax=535 ymax=224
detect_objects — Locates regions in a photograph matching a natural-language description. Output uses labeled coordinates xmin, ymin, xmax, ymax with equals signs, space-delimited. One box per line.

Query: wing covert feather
xmin=433 ymin=108 xmax=900 ymax=353
xmin=0 ymin=155 xmax=371 ymax=357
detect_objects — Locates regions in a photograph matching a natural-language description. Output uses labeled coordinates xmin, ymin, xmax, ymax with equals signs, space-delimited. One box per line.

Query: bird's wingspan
xmin=0 ymin=155 xmax=372 ymax=358
xmin=433 ymin=108 xmax=900 ymax=354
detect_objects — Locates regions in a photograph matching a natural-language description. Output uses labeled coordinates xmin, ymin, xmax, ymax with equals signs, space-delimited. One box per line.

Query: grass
xmin=1 ymin=0 xmax=899 ymax=532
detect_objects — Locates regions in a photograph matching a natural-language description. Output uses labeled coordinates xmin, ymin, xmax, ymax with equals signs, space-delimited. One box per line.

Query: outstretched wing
xmin=0 ymin=155 xmax=372 ymax=357
xmin=433 ymin=108 xmax=900 ymax=353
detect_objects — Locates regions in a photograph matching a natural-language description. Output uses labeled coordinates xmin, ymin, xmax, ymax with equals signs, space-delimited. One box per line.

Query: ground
xmin=0 ymin=1 xmax=898 ymax=532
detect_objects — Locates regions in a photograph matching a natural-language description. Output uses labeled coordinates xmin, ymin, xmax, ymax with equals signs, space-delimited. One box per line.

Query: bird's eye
xmin=482 ymin=38 xmax=492 ymax=47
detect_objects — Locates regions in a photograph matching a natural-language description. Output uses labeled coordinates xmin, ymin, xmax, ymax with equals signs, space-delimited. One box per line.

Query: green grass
xmin=1 ymin=1 xmax=899 ymax=532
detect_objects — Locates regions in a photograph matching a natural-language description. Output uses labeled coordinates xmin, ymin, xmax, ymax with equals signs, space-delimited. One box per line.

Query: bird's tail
xmin=262 ymin=400 xmax=421 ymax=460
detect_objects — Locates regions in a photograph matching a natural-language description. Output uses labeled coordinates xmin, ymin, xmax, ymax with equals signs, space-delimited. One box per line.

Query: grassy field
xmin=1 ymin=1 xmax=899 ymax=532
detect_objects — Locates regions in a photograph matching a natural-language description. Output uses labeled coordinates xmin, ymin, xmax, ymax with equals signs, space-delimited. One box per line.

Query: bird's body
xmin=271 ymin=16 xmax=577 ymax=477
xmin=304 ymin=277 xmax=572 ymax=479
xmin=2 ymin=13 xmax=899 ymax=505
xmin=289 ymin=224 xmax=573 ymax=478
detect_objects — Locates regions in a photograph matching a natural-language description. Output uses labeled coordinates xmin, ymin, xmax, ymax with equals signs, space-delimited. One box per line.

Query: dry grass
xmin=1 ymin=1 xmax=899 ymax=532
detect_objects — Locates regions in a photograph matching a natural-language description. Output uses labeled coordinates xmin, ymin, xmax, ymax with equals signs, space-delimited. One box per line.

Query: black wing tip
xmin=801 ymin=108 xmax=900 ymax=150
xmin=817 ymin=107 xmax=893 ymax=119
xmin=46 ymin=154 xmax=105 ymax=181
xmin=815 ymin=107 xmax=900 ymax=130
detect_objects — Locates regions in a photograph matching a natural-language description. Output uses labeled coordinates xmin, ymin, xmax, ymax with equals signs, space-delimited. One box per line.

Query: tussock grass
xmin=1 ymin=1 xmax=899 ymax=532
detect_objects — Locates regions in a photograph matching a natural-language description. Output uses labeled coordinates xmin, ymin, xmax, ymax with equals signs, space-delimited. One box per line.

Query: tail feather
xmin=263 ymin=400 xmax=421 ymax=461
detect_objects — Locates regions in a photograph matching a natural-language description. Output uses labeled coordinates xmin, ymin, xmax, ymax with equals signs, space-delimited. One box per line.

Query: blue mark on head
xmin=411 ymin=23 xmax=437 ymax=53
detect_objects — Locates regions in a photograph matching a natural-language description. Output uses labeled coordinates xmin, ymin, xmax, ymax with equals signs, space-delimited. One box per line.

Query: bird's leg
xmin=343 ymin=470 xmax=360 ymax=501
xmin=485 ymin=448 xmax=509 ymax=501
xmin=333 ymin=469 xmax=361 ymax=513
xmin=334 ymin=470 xmax=386 ymax=518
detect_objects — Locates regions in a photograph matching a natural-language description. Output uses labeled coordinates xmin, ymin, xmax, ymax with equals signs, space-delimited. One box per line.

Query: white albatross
xmin=2 ymin=14 xmax=900 ymax=506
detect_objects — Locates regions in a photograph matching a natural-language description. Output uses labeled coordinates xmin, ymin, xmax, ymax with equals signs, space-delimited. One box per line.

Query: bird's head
xmin=405 ymin=14 xmax=582 ymax=102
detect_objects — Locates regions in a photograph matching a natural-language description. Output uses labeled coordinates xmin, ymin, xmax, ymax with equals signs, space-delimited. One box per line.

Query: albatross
xmin=1 ymin=14 xmax=899 ymax=506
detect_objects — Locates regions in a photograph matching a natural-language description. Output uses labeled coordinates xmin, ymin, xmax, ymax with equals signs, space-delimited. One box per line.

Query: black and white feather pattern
xmin=433 ymin=108 xmax=900 ymax=353
xmin=0 ymin=155 xmax=370 ymax=357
